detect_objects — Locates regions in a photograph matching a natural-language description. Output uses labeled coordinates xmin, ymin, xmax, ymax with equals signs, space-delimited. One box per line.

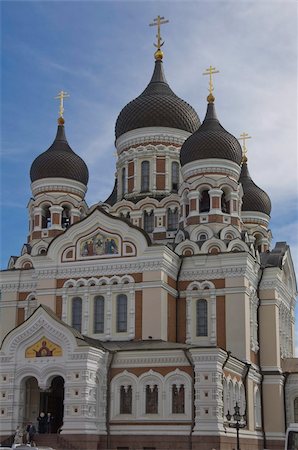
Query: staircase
xmin=35 ymin=433 xmax=79 ymax=450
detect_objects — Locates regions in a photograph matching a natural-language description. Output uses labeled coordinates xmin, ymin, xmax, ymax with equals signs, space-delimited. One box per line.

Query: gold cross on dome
xmin=239 ymin=132 xmax=252 ymax=161
xmin=54 ymin=90 xmax=70 ymax=118
xmin=203 ymin=65 xmax=220 ymax=96
xmin=149 ymin=15 xmax=169 ymax=50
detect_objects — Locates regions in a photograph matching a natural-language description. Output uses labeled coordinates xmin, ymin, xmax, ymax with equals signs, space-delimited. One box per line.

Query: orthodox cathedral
xmin=0 ymin=17 xmax=297 ymax=450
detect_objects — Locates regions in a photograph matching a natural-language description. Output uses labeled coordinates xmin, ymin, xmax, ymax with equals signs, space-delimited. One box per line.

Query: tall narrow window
xmin=146 ymin=385 xmax=158 ymax=414
xmin=121 ymin=167 xmax=126 ymax=196
xmin=41 ymin=205 xmax=51 ymax=229
xmin=117 ymin=294 xmax=127 ymax=332
xmin=196 ymin=299 xmax=208 ymax=336
xmin=144 ymin=211 xmax=154 ymax=233
xmin=72 ymin=297 xmax=82 ymax=332
xmin=61 ymin=205 xmax=71 ymax=229
xmin=199 ymin=190 xmax=210 ymax=213
xmin=172 ymin=384 xmax=185 ymax=413
xmin=141 ymin=161 xmax=150 ymax=192
xmin=221 ymin=194 xmax=229 ymax=213
xmin=94 ymin=296 xmax=104 ymax=333
xmin=171 ymin=162 xmax=179 ymax=192
xmin=167 ymin=208 xmax=178 ymax=231
xmin=120 ymin=385 xmax=132 ymax=414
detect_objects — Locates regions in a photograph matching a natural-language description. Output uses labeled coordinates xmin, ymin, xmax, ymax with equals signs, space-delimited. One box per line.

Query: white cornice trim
xmin=31 ymin=178 xmax=87 ymax=198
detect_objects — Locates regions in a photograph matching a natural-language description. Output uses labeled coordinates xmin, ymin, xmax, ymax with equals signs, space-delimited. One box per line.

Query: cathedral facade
xmin=0 ymin=24 xmax=297 ymax=450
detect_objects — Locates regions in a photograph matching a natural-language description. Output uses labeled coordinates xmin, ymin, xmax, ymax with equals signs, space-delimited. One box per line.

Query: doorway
xmin=25 ymin=376 xmax=64 ymax=433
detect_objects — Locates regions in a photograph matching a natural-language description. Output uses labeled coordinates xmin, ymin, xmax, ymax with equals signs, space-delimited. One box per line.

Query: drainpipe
xmin=175 ymin=255 xmax=184 ymax=343
xmin=183 ymin=349 xmax=195 ymax=450
xmin=242 ymin=363 xmax=251 ymax=419
xmin=283 ymin=372 xmax=289 ymax=432
xmin=222 ymin=350 xmax=231 ymax=425
xmin=106 ymin=351 xmax=116 ymax=450
xmin=256 ymin=266 xmax=266 ymax=449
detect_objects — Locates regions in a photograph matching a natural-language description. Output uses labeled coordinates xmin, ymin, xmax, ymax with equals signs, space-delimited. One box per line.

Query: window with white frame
xmin=116 ymin=294 xmax=127 ymax=332
xmin=120 ymin=385 xmax=132 ymax=414
xmin=172 ymin=384 xmax=185 ymax=413
xmin=72 ymin=297 xmax=82 ymax=332
xmin=167 ymin=208 xmax=178 ymax=231
xmin=171 ymin=161 xmax=179 ymax=192
xmin=145 ymin=385 xmax=158 ymax=414
xmin=121 ymin=167 xmax=126 ymax=196
xmin=94 ymin=295 xmax=105 ymax=333
xmin=144 ymin=210 xmax=154 ymax=233
xmin=141 ymin=161 xmax=150 ymax=192
xmin=196 ymin=299 xmax=208 ymax=336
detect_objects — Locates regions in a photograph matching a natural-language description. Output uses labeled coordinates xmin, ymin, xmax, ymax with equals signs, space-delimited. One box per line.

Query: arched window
xmin=221 ymin=193 xmax=229 ymax=213
xmin=121 ymin=167 xmax=126 ymax=196
xmin=294 ymin=397 xmax=298 ymax=422
xmin=61 ymin=205 xmax=71 ymax=229
xmin=199 ymin=190 xmax=210 ymax=213
xmin=72 ymin=297 xmax=82 ymax=332
xmin=144 ymin=210 xmax=154 ymax=233
xmin=172 ymin=384 xmax=185 ymax=413
xmin=198 ymin=233 xmax=207 ymax=241
xmin=167 ymin=208 xmax=178 ymax=231
xmin=196 ymin=299 xmax=208 ymax=336
xmin=94 ymin=296 xmax=105 ymax=333
xmin=171 ymin=162 xmax=179 ymax=192
xmin=41 ymin=205 xmax=51 ymax=229
xmin=116 ymin=294 xmax=127 ymax=332
xmin=120 ymin=385 xmax=132 ymax=414
xmin=146 ymin=385 xmax=158 ymax=414
xmin=141 ymin=161 xmax=150 ymax=192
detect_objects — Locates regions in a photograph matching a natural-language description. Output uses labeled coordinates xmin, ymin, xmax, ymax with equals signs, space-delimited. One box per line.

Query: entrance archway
xmin=40 ymin=376 xmax=64 ymax=433
xmin=25 ymin=376 xmax=64 ymax=433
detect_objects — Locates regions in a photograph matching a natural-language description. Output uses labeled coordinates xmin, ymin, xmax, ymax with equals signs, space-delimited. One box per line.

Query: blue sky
xmin=1 ymin=1 xmax=297 ymax=341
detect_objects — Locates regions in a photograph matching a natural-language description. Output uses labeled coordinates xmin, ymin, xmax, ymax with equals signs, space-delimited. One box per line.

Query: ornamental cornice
xmin=31 ymin=178 xmax=86 ymax=198
xmin=116 ymin=127 xmax=190 ymax=153
xmin=1 ymin=281 xmax=38 ymax=292
xmin=33 ymin=258 xmax=178 ymax=280
xmin=180 ymin=265 xmax=255 ymax=281
xmin=112 ymin=354 xmax=188 ymax=368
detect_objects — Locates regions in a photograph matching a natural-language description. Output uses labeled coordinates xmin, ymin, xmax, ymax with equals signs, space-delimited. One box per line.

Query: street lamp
xmin=226 ymin=402 xmax=246 ymax=450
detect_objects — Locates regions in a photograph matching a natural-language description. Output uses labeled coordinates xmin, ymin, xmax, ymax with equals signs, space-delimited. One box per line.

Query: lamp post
xmin=226 ymin=402 xmax=246 ymax=450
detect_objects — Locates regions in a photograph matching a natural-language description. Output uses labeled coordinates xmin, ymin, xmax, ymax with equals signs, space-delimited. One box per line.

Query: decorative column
xmin=71 ymin=208 xmax=81 ymax=224
xmin=208 ymin=188 xmax=223 ymax=214
xmin=33 ymin=207 xmax=42 ymax=231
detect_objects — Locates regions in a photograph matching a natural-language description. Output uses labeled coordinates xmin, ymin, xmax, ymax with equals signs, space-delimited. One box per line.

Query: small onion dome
xmin=180 ymin=101 xmax=242 ymax=167
xmin=115 ymin=59 xmax=200 ymax=139
xmin=239 ymin=161 xmax=271 ymax=216
xmin=30 ymin=120 xmax=89 ymax=185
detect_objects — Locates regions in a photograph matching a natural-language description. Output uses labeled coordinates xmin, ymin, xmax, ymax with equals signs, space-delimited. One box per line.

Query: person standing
xmin=13 ymin=425 xmax=23 ymax=445
xmin=26 ymin=422 xmax=36 ymax=446
xmin=46 ymin=412 xmax=54 ymax=433
xmin=37 ymin=411 xmax=46 ymax=433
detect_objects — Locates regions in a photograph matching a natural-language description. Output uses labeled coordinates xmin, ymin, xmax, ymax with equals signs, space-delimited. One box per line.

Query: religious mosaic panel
xmin=79 ymin=231 xmax=120 ymax=257
xmin=25 ymin=337 xmax=63 ymax=358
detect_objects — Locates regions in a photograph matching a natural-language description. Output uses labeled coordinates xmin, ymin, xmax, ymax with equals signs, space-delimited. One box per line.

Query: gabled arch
xmin=189 ymin=225 xmax=214 ymax=242
xmin=201 ymin=238 xmax=227 ymax=254
xmin=175 ymin=240 xmax=200 ymax=256
xmin=227 ymin=239 xmax=249 ymax=253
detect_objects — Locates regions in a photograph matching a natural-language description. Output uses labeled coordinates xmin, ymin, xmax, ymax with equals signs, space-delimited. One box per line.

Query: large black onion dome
xmin=30 ymin=123 xmax=89 ymax=185
xmin=115 ymin=60 xmax=200 ymax=139
xmin=239 ymin=161 xmax=271 ymax=216
xmin=180 ymin=101 xmax=242 ymax=166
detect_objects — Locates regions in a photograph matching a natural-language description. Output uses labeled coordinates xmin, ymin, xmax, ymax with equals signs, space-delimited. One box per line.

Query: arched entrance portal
xmin=25 ymin=376 xmax=64 ymax=433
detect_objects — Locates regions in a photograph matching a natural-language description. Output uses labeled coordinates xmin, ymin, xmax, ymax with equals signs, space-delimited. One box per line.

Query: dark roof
xmin=115 ymin=59 xmax=200 ymax=139
xmin=260 ymin=242 xmax=288 ymax=268
xmin=30 ymin=124 xmax=89 ymax=185
xmin=180 ymin=101 xmax=242 ymax=166
xmin=103 ymin=178 xmax=118 ymax=206
xmin=239 ymin=162 xmax=271 ymax=216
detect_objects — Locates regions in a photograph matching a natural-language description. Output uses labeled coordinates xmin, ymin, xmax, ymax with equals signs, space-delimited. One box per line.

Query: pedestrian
xmin=46 ymin=412 xmax=54 ymax=433
xmin=37 ymin=411 xmax=46 ymax=433
xmin=26 ymin=421 xmax=36 ymax=446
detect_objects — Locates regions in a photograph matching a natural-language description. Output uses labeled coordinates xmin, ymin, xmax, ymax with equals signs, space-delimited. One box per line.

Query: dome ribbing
xmin=115 ymin=60 xmax=200 ymax=139
xmin=30 ymin=124 xmax=89 ymax=185
xmin=180 ymin=101 xmax=242 ymax=166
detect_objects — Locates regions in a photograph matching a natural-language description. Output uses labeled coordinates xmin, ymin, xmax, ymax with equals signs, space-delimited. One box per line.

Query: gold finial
xmin=54 ymin=90 xmax=70 ymax=122
xmin=203 ymin=65 xmax=219 ymax=102
xmin=149 ymin=15 xmax=169 ymax=60
xmin=239 ymin=132 xmax=252 ymax=163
